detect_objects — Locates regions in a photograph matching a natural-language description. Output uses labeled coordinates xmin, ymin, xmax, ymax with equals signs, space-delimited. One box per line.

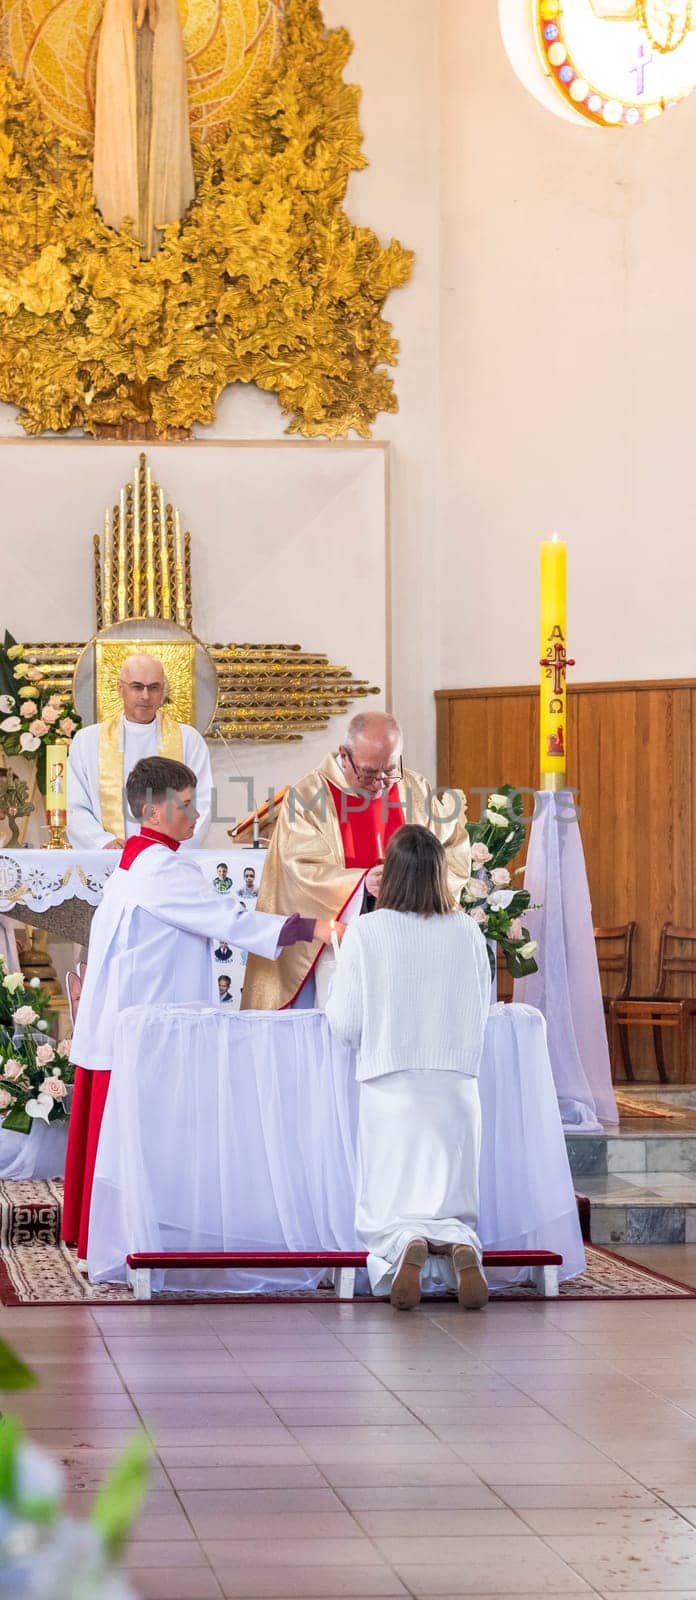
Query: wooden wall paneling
xmin=436 ymin=679 xmax=696 ymax=1083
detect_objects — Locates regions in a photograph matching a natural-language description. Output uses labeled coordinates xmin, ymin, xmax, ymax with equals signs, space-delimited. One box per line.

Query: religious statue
xmin=0 ymin=0 xmax=287 ymax=256
xmin=94 ymin=0 xmax=195 ymax=258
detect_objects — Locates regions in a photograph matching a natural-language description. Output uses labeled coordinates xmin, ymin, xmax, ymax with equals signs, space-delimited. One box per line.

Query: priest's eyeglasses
xmin=341 ymin=750 xmax=403 ymax=787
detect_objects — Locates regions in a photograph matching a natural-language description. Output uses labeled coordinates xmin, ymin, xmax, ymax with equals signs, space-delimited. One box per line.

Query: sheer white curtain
xmin=89 ymin=1001 xmax=585 ymax=1293
xmin=90 ymin=1007 xmax=359 ymax=1292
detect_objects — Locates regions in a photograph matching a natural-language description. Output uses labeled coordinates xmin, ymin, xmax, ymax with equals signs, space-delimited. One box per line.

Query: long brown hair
xmin=377 ymin=824 xmax=455 ymax=918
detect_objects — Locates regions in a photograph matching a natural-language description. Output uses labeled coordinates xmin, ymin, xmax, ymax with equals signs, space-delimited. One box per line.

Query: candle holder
xmin=45 ymin=810 xmax=68 ymax=850
xmin=540 ymin=772 xmax=565 ymax=792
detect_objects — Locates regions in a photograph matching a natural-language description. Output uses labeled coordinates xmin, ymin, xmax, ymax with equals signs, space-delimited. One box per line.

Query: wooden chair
xmin=594 ymin=923 xmax=636 ymax=1080
xmin=610 ymin=924 xmax=696 ymax=1084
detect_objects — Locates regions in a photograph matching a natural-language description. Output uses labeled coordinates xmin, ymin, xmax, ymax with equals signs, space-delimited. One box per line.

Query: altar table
xmin=0 ymin=845 xmax=261 ymax=997
xmin=88 ymin=1001 xmax=586 ymax=1294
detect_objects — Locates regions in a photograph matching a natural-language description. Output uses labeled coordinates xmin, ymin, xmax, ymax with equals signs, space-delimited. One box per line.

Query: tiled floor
xmin=4 ymin=1280 xmax=696 ymax=1598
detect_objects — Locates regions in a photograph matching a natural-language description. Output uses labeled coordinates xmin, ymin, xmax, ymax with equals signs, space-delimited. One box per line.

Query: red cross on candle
xmin=540 ymin=640 xmax=576 ymax=697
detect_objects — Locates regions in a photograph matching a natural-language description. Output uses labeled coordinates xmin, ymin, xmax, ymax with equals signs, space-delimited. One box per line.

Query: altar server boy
xmin=63 ymin=755 xmax=331 ymax=1258
xmin=326 ymin=824 xmax=491 ymax=1311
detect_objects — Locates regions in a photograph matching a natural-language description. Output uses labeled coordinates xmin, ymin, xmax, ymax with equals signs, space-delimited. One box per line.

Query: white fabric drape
xmin=514 ymin=791 xmax=618 ymax=1128
xmin=89 ymin=1007 xmax=359 ymax=1291
xmin=0 ymin=1122 xmax=68 ymax=1180
xmin=479 ymin=1003 xmax=586 ymax=1285
xmin=89 ymin=1001 xmax=585 ymax=1293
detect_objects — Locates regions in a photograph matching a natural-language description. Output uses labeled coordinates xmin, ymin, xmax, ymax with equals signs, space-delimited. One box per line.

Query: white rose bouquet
xmin=462 ymin=785 xmax=539 ymax=980
xmin=0 ymin=632 xmax=81 ymax=796
xmin=0 ymin=956 xmax=75 ymax=1134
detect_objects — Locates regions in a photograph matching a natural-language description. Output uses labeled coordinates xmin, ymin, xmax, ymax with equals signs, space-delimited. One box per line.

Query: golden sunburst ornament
xmin=0 ymin=0 xmax=413 ymax=436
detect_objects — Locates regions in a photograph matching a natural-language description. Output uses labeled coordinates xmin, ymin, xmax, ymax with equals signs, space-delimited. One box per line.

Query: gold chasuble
xmin=98 ymin=710 xmax=184 ymax=839
xmin=241 ymin=753 xmax=472 ymax=1012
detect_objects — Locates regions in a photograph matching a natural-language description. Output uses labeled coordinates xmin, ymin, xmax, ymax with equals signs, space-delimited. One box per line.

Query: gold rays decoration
xmin=20 ymin=453 xmax=381 ymax=741
xmin=95 ymin=455 xmax=190 ymax=629
xmin=0 ymin=0 xmax=413 ymax=438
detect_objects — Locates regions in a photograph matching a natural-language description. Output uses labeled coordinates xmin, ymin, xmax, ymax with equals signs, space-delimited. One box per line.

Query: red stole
xmin=62 ymin=827 xmax=179 ymax=1259
xmin=326 ymin=782 xmax=405 ymax=868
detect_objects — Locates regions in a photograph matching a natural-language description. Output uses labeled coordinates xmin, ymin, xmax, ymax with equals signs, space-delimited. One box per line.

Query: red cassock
xmin=61 ymin=830 xmax=177 ymax=1257
xmin=325 ymin=782 xmax=405 ymax=869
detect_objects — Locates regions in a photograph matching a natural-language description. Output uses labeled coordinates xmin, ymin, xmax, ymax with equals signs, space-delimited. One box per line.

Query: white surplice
xmin=70 ymin=843 xmax=286 ymax=1073
xmin=67 ymin=716 xmax=212 ymax=849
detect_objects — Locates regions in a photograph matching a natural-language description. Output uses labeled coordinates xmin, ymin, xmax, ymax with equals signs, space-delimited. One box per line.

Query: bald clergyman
xmin=67 ymin=653 xmax=212 ymax=849
xmin=241 ymin=712 xmax=472 ymax=1011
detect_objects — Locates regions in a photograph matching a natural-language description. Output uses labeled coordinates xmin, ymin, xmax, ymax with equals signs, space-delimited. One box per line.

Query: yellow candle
xmin=45 ymin=743 xmax=68 ymax=819
xmin=539 ymin=535 xmax=574 ymax=789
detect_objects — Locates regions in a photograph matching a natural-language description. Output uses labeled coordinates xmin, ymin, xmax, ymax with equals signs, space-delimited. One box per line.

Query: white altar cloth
xmin=0 ymin=846 xmax=266 ymax=1179
xmin=0 ymin=1122 xmax=68 ymax=1180
xmin=89 ymin=1001 xmax=585 ymax=1294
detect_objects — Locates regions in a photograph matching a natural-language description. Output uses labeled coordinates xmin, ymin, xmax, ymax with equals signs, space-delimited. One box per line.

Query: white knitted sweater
xmin=325 ymin=908 xmax=491 ymax=1082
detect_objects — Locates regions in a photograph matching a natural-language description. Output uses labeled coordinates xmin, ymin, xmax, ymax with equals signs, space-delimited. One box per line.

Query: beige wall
xmin=439 ymin=0 xmax=696 ymax=697
xmin=2 ymin=1 xmax=695 ymax=779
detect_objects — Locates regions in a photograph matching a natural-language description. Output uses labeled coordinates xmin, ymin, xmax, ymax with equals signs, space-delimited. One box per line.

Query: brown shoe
xmin=451 ymin=1244 xmax=488 ymax=1310
xmin=390 ymin=1238 xmax=428 ymax=1310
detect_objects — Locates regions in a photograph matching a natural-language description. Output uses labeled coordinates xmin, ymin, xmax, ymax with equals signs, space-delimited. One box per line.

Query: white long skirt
xmin=356 ymin=1070 xmax=482 ymax=1297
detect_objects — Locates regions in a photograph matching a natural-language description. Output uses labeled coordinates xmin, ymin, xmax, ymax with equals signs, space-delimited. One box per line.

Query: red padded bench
xmin=125 ymin=1248 xmax=563 ymax=1301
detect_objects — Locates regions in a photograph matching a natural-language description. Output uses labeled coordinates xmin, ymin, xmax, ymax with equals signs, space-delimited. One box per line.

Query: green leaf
xmin=91 ymin=1431 xmax=152 ymax=1559
xmin=505 ymin=890 xmax=531 ymax=920
xmin=0 ymin=1342 xmax=37 ymax=1393
xmin=2 ymin=1104 xmax=32 ymax=1135
xmin=0 ymin=1415 xmax=22 ymax=1503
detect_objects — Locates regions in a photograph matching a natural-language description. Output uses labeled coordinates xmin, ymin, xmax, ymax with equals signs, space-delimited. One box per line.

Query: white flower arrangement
xmin=463 ymin=785 xmax=540 ymax=980
xmin=0 ymin=956 xmax=75 ymax=1134
xmin=0 ymin=635 xmax=81 ymax=812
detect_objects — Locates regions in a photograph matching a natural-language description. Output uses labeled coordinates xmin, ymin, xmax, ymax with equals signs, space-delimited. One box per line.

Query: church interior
xmin=1 ymin=0 xmax=696 ymax=1594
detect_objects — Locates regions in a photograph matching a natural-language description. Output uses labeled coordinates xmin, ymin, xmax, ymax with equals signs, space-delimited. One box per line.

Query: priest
xmin=63 ymin=755 xmax=332 ymax=1262
xmin=242 ymin=711 xmax=472 ymax=1011
xmin=67 ymin=652 xmax=212 ymax=849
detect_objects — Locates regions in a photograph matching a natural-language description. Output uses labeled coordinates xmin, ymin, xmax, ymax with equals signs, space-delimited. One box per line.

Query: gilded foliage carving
xmin=0 ymin=0 xmax=413 ymax=436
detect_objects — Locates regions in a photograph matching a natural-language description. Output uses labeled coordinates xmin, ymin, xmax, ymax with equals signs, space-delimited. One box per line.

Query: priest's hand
xmin=103 ymin=839 xmax=124 ymax=850
xmin=315 ymin=920 xmax=346 ymax=945
xmin=365 ymin=865 xmax=383 ymax=896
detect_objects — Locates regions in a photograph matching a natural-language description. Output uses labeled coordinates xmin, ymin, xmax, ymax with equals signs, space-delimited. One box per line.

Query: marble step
xmin=566 ymin=1128 xmax=696 ymax=1178
xmin=567 ymin=1096 xmax=696 ymax=1244
xmin=578 ymin=1174 xmax=696 ymax=1246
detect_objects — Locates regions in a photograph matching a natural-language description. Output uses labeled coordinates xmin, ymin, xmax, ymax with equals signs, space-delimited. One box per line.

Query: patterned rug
xmin=0 ymin=1182 xmax=693 ymax=1304
xmin=614 ymin=1092 xmax=691 ymax=1122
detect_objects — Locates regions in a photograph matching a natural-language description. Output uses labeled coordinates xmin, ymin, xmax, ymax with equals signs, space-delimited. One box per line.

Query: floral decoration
xmin=0 ymin=632 xmax=81 ymax=794
xmin=462 ymin=786 xmax=540 ymax=980
xmin=0 ymin=955 xmax=74 ymax=1134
